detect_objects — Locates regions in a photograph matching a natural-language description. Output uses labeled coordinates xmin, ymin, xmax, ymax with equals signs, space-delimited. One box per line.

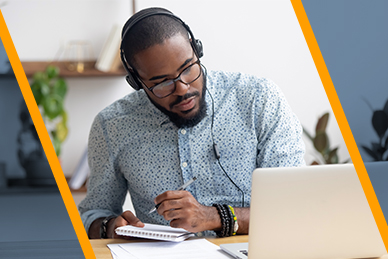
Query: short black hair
xmin=121 ymin=8 xmax=189 ymax=68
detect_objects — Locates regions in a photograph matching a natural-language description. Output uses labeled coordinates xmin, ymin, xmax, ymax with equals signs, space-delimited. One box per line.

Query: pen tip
xmin=193 ymin=176 xmax=197 ymax=180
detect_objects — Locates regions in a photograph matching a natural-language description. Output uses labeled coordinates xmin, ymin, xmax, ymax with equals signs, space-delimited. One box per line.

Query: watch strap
xmin=100 ymin=215 xmax=116 ymax=239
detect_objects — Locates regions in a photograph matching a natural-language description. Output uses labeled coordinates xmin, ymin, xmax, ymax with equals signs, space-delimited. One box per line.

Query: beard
xmin=148 ymin=76 xmax=207 ymax=128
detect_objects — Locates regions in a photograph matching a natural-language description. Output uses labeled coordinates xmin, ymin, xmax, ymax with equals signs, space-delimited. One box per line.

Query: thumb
xmin=121 ymin=211 xmax=145 ymax=228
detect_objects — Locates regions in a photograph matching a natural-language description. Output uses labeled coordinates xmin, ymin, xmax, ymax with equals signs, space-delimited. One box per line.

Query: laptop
xmin=220 ymin=164 xmax=387 ymax=259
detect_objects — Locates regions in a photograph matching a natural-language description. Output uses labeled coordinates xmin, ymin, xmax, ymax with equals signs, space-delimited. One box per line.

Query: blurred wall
xmin=302 ymin=0 xmax=388 ymax=218
xmin=2 ymin=0 xmax=350 ymax=177
xmin=303 ymin=0 xmax=388 ymax=162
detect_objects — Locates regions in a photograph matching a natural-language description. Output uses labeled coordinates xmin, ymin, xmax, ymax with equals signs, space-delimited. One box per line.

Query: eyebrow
xmin=148 ymin=57 xmax=194 ymax=81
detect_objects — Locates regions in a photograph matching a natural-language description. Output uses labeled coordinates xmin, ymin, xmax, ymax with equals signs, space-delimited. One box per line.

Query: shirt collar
xmin=139 ymin=90 xmax=171 ymax=126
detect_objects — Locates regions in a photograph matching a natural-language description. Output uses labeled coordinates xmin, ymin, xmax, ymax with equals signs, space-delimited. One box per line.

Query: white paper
xmin=107 ymin=239 xmax=230 ymax=259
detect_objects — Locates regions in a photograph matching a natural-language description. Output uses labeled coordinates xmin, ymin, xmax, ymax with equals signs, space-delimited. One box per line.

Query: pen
xmin=149 ymin=176 xmax=197 ymax=214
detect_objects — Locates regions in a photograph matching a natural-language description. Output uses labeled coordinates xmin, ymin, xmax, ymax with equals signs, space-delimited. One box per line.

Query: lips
xmin=174 ymin=96 xmax=196 ymax=112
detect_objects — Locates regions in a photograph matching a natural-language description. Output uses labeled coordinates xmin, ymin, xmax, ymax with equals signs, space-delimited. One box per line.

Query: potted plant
xmin=303 ymin=112 xmax=350 ymax=165
xmin=30 ymin=65 xmax=69 ymax=156
xmin=17 ymin=65 xmax=68 ymax=186
xmin=361 ymin=98 xmax=388 ymax=161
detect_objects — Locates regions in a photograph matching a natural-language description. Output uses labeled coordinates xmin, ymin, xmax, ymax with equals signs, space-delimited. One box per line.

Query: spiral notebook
xmin=115 ymin=223 xmax=194 ymax=242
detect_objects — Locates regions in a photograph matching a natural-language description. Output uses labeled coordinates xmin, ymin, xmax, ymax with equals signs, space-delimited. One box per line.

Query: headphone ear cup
xmin=126 ymin=73 xmax=142 ymax=91
xmin=194 ymin=39 xmax=203 ymax=58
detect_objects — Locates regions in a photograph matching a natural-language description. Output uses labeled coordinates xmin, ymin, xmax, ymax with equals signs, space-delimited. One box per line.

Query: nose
xmin=172 ymin=80 xmax=190 ymax=96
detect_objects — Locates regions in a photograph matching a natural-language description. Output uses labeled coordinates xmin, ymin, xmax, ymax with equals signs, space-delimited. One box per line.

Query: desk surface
xmin=90 ymin=235 xmax=248 ymax=259
xmin=90 ymin=236 xmax=388 ymax=259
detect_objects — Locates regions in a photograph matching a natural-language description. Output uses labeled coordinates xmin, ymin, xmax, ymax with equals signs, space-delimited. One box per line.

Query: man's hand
xmin=89 ymin=211 xmax=144 ymax=239
xmin=154 ymin=190 xmax=221 ymax=233
xmin=107 ymin=211 xmax=145 ymax=239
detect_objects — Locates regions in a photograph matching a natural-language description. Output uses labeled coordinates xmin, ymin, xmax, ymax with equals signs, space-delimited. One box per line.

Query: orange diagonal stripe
xmin=0 ymin=10 xmax=95 ymax=259
xmin=291 ymin=0 xmax=388 ymax=249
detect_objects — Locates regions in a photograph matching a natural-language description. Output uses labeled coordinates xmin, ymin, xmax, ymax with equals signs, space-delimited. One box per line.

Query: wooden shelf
xmin=21 ymin=61 xmax=126 ymax=78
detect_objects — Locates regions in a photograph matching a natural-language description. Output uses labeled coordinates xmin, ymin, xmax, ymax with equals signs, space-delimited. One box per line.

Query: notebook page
xmin=115 ymin=223 xmax=193 ymax=241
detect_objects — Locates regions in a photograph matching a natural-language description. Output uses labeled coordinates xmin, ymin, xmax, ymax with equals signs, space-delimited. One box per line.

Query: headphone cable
xmin=204 ymin=68 xmax=245 ymax=207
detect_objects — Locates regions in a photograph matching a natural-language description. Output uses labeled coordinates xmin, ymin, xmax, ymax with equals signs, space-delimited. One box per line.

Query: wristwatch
xmin=100 ymin=215 xmax=116 ymax=239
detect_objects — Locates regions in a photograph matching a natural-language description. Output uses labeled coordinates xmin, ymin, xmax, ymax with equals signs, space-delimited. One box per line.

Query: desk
xmin=90 ymin=235 xmax=248 ymax=259
xmin=90 ymin=236 xmax=388 ymax=259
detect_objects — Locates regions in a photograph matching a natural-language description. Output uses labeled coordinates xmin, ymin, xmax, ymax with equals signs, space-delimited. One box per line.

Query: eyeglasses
xmin=138 ymin=60 xmax=202 ymax=98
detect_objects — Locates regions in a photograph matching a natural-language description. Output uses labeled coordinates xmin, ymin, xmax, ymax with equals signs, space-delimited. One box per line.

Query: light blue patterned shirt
xmin=79 ymin=70 xmax=305 ymax=235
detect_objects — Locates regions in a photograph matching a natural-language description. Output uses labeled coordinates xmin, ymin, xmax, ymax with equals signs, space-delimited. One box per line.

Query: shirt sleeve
xmin=78 ymin=114 xmax=128 ymax=234
xmin=254 ymin=78 xmax=306 ymax=167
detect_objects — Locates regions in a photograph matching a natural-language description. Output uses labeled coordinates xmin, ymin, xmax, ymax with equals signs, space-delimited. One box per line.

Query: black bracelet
xmin=213 ymin=204 xmax=231 ymax=237
xmin=100 ymin=215 xmax=116 ymax=239
xmin=223 ymin=204 xmax=234 ymax=237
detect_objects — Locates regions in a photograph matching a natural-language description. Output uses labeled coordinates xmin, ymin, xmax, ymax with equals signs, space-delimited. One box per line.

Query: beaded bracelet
xmin=228 ymin=205 xmax=238 ymax=235
xmin=223 ymin=204 xmax=234 ymax=237
xmin=213 ymin=204 xmax=230 ymax=237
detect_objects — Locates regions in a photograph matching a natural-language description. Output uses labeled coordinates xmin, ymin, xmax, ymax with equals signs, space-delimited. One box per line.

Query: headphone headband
xmin=120 ymin=7 xmax=203 ymax=91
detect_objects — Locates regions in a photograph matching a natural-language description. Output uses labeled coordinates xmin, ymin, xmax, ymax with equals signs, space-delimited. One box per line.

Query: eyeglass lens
xmin=152 ymin=62 xmax=201 ymax=98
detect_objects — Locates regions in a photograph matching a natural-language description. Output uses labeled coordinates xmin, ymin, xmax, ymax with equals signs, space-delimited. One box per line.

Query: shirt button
xmin=182 ymin=162 xmax=188 ymax=168
xmin=181 ymin=129 xmax=186 ymax=135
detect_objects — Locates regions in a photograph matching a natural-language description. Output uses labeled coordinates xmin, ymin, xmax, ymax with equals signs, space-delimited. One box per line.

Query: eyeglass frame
xmin=135 ymin=59 xmax=202 ymax=98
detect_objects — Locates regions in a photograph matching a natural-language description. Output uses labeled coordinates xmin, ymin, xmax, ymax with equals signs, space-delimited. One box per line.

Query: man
xmin=79 ymin=7 xmax=305 ymax=239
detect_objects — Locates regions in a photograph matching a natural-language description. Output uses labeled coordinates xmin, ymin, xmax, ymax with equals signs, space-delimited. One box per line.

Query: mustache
xmin=169 ymin=91 xmax=200 ymax=109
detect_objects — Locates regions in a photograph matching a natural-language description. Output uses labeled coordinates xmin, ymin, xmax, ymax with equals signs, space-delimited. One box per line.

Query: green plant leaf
xmin=52 ymin=136 xmax=61 ymax=156
xmin=302 ymin=127 xmax=314 ymax=141
xmin=342 ymin=158 xmax=352 ymax=163
xmin=327 ymin=147 xmax=339 ymax=164
xmin=40 ymin=82 xmax=50 ymax=96
xmin=61 ymin=110 xmax=68 ymax=124
xmin=361 ymin=145 xmax=380 ymax=161
xmin=46 ymin=65 xmax=59 ymax=79
xmin=32 ymin=71 xmax=47 ymax=82
xmin=314 ymin=132 xmax=328 ymax=153
xmin=56 ymin=119 xmax=68 ymax=143
xmin=383 ymin=98 xmax=388 ymax=117
xmin=371 ymin=142 xmax=381 ymax=152
xmin=43 ymin=94 xmax=63 ymax=120
xmin=372 ymin=110 xmax=388 ymax=138
xmin=327 ymin=147 xmax=338 ymax=164
xmin=30 ymin=81 xmax=43 ymax=105
xmin=53 ymin=78 xmax=67 ymax=99
xmin=315 ymin=112 xmax=329 ymax=134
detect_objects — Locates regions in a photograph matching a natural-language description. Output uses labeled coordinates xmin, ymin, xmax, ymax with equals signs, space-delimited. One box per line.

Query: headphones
xmin=120 ymin=8 xmax=244 ymax=207
xmin=120 ymin=7 xmax=204 ymax=91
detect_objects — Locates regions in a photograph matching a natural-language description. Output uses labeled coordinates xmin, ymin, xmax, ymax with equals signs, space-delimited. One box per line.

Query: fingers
xmin=121 ymin=211 xmax=144 ymax=227
xmin=154 ymin=190 xmax=187 ymax=205
xmin=111 ymin=211 xmax=144 ymax=239
xmin=155 ymin=190 xmax=191 ymax=215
